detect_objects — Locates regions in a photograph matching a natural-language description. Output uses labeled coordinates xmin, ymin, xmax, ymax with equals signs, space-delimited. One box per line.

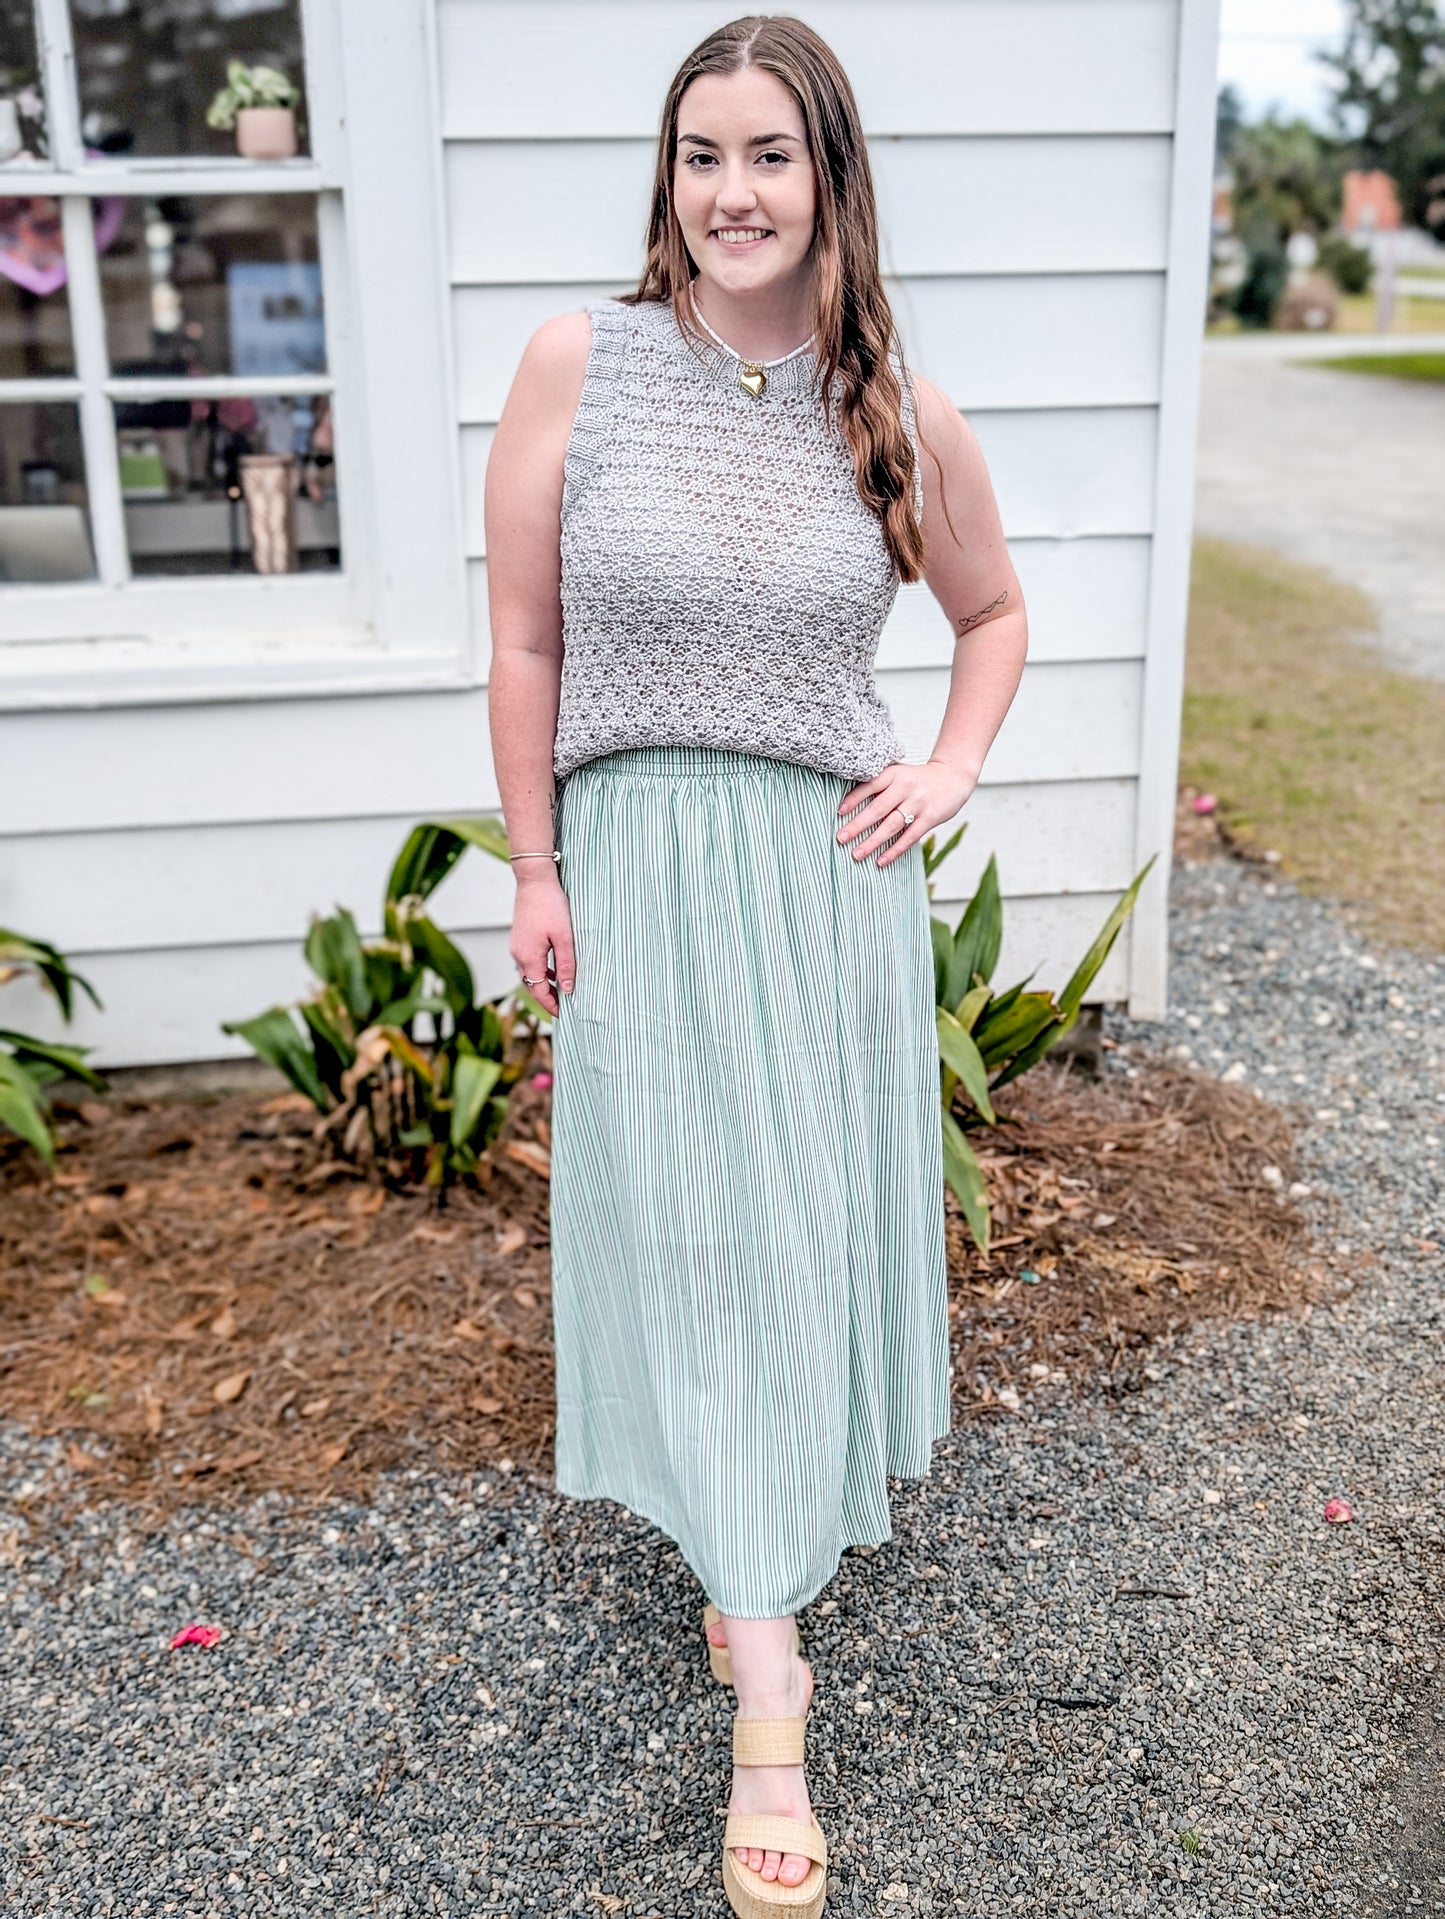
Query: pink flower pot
xmin=235 ymin=106 xmax=297 ymax=161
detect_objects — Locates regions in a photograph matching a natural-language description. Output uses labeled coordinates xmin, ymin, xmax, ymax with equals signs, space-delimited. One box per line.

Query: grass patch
xmin=1184 ymin=537 xmax=1445 ymax=952
xmin=1309 ymin=351 xmax=1445 ymax=382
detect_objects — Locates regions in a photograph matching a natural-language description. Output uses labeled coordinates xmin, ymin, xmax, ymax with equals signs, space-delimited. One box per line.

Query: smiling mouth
xmin=712 ymin=227 xmax=773 ymax=245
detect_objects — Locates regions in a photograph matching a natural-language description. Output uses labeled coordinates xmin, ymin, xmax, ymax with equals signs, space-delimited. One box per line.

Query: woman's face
xmin=672 ymin=67 xmax=817 ymax=302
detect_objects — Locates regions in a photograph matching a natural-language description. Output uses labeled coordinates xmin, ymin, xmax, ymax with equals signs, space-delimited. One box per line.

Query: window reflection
xmin=101 ymin=194 xmax=324 ymax=379
xmin=69 ymin=0 xmax=308 ymax=160
xmin=118 ymin=390 xmax=338 ymax=575
xmin=0 ymin=196 xmax=75 ymax=376
xmin=0 ymin=402 xmax=95 ymax=582
xmin=0 ymin=4 xmax=48 ymax=162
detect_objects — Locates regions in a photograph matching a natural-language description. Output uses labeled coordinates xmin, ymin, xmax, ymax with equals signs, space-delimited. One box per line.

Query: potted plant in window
xmin=205 ymin=62 xmax=301 ymax=161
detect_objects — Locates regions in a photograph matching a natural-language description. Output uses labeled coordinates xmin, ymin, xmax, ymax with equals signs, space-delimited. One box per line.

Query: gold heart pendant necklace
xmin=688 ymin=288 xmax=815 ymax=400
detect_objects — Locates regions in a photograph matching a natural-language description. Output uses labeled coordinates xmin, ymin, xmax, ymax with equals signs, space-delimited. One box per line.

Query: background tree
xmin=1215 ymin=81 xmax=1246 ymax=170
xmin=1322 ymin=0 xmax=1445 ymax=239
xmin=1228 ymin=117 xmax=1344 ymax=325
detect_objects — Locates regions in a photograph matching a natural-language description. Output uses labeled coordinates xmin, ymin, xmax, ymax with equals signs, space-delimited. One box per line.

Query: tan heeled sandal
xmin=721 ymin=1713 xmax=828 ymax=1917
xmin=702 ymin=1602 xmax=801 ymax=1687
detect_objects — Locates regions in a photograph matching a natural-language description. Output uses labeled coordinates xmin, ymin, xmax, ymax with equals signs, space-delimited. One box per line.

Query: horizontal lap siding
xmin=2 ymin=888 xmax=1132 ymax=1068
xmin=10 ymin=0 xmax=1194 ymax=1065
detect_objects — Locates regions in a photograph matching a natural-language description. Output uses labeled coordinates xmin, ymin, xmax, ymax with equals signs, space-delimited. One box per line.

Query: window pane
xmin=0 ymin=3 xmax=48 ymax=161
xmin=101 ymin=194 xmax=324 ymax=379
xmin=117 ymin=390 xmax=338 ymax=576
xmin=0 ymin=196 xmax=76 ymax=375
xmin=69 ymin=1 xmax=308 ymax=160
xmin=0 ymin=401 xmax=95 ymax=582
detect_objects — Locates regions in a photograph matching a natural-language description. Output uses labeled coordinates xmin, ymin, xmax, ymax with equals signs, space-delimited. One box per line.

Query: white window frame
xmin=0 ymin=0 xmax=469 ymax=708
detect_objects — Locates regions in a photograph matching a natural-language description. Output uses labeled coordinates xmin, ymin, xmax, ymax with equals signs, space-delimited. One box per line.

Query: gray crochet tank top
xmin=554 ymin=295 xmax=921 ymax=784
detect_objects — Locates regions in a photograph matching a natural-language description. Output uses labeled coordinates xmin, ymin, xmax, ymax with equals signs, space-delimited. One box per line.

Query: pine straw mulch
xmin=0 ymin=1035 xmax=1348 ymax=1540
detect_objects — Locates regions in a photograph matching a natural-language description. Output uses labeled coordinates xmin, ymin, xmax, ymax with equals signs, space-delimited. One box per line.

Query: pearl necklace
xmin=688 ymin=287 xmax=816 ymax=398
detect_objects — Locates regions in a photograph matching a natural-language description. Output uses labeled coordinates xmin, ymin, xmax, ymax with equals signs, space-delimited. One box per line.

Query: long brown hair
xmin=624 ymin=14 xmax=925 ymax=583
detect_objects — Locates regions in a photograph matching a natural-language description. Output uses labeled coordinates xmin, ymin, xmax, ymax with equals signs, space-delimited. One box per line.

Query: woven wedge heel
xmin=721 ymin=1714 xmax=828 ymax=1918
xmin=703 ymin=1603 xmax=801 ymax=1688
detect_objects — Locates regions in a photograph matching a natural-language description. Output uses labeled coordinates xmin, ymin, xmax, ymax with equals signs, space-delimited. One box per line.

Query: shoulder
xmin=911 ymin=373 xmax=974 ymax=458
xmin=515 ymin=307 xmax=595 ymax=391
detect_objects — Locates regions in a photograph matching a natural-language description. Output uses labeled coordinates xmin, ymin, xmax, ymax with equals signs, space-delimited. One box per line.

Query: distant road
xmin=1193 ymin=331 xmax=1445 ymax=683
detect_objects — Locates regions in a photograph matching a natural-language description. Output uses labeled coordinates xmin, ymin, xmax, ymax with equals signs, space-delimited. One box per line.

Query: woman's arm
xmin=484 ymin=309 xmax=592 ymax=1012
xmin=836 ymin=373 xmax=1028 ymax=866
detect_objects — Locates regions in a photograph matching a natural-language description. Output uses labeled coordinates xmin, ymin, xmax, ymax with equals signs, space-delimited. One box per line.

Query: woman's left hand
xmin=835 ymin=757 xmax=978 ymax=867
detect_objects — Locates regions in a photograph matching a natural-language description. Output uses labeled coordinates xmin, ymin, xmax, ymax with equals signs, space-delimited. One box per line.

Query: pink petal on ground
xmin=170 ymin=1623 xmax=224 ymax=1649
xmin=530 ymin=1072 xmax=553 ymax=1090
xmin=1191 ymin=794 xmax=1218 ymax=816
xmin=1323 ymin=1498 xmax=1354 ymax=1524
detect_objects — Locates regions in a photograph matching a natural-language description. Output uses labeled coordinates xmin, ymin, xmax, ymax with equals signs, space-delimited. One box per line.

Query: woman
xmin=485 ymin=16 xmax=1027 ymax=1913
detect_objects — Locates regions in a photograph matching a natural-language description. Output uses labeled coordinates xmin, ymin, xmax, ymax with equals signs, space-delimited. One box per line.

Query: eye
xmin=682 ymin=151 xmax=716 ymax=169
xmin=758 ymin=150 xmax=790 ymax=166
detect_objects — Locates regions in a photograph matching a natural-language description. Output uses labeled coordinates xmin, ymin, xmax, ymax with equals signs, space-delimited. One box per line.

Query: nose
xmin=714 ymin=161 xmax=759 ymax=218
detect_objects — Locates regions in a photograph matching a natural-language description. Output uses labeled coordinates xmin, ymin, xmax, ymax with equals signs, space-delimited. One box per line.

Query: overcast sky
xmin=1217 ymin=0 xmax=1349 ymax=126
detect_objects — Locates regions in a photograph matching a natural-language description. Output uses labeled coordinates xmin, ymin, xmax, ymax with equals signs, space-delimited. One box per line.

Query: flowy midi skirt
xmin=548 ymin=743 xmax=952 ymax=1618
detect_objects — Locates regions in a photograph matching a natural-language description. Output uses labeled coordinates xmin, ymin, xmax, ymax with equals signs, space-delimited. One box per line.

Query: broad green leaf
xmin=1056 ymin=856 xmax=1156 ymax=1022
xmin=0 ymin=1073 xmax=54 ymax=1163
xmin=221 ymin=1007 xmax=330 ymax=1109
xmin=989 ymin=1011 xmax=1070 ymax=1090
xmin=0 ymin=1031 xmax=106 ymax=1089
xmin=929 ymin=915 xmax=954 ymax=1009
xmin=936 ymin=1009 xmax=995 ymax=1124
xmin=450 ymin=1052 xmax=503 ymax=1148
xmin=386 ymin=816 xmax=512 ymax=909
xmin=299 ymin=1000 xmax=356 ymax=1096
xmin=304 ymin=909 xmax=370 ymax=1023
xmin=921 ymin=819 xmax=967 ymax=883
xmin=0 ymin=929 xmax=102 ymax=1019
xmin=376 ymin=1025 xmax=435 ymax=1086
xmin=953 ymin=983 xmax=991 ymax=1033
xmin=941 ymin=1108 xmax=991 ymax=1254
xmin=946 ymin=856 xmax=1002 ymax=1007
xmin=411 ymin=917 xmax=475 ymax=1016
xmin=975 ymin=991 xmax=1060 ymax=1068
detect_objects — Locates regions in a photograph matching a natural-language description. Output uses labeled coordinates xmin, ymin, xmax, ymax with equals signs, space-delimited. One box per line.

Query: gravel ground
xmin=2 ymin=853 xmax=1443 ymax=1918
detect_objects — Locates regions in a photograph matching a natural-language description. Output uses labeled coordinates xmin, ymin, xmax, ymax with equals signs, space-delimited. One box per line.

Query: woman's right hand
xmin=510 ymin=871 xmax=575 ymax=1018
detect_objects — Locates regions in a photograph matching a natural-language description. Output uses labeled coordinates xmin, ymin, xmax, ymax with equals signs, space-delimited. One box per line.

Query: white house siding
xmin=1 ymin=0 xmax=1219 ymax=1067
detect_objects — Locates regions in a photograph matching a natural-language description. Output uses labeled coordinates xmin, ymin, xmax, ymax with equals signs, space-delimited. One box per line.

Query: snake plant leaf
xmin=0 ymin=929 xmax=102 ymax=1019
xmin=0 ymin=1030 xmax=106 ymax=1089
xmin=0 ymin=1056 xmax=55 ymax=1164
xmin=221 ymin=1007 xmax=330 ymax=1109
xmin=936 ymin=1009 xmax=995 ymax=1125
xmin=386 ymin=816 xmax=512 ymax=909
xmin=450 ymin=1051 xmax=504 ymax=1149
xmin=945 ymin=855 xmax=1003 ymax=1009
xmin=304 ymin=909 xmax=370 ymax=1025
xmin=941 ymin=1108 xmax=991 ymax=1254
xmin=1056 ymin=856 xmax=1156 ymax=1022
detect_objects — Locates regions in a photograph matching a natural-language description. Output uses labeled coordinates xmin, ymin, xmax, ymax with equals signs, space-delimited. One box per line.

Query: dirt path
xmin=1194 ymin=332 xmax=1445 ymax=683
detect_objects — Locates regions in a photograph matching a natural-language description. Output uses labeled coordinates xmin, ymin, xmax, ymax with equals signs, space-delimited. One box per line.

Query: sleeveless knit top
xmin=554 ymin=296 xmax=922 ymax=784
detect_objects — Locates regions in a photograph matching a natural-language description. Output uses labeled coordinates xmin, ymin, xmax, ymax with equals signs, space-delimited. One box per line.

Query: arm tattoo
xmin=955 ymin=589 xmax=1009 ymax=636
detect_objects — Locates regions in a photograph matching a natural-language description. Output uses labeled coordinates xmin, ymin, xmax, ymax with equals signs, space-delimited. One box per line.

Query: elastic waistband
xmin=563 ymin=744 xmax=840 ymax=781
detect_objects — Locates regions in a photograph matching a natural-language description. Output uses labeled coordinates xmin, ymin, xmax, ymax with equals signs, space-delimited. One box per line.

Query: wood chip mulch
xmin=0 ymin=1042 xmax=1343 ymax=1538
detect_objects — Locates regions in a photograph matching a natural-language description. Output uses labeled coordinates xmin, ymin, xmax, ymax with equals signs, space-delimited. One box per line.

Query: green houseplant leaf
xmin=941 ymin=1108 xmax=991 ymax=1254
xmin=936 ymin=1008 xmax=995 ymax=1124
xmin=221 ymin=1008 xmax=330 ymax=1109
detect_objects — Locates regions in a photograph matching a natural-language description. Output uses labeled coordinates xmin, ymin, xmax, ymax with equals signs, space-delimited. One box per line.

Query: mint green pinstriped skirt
xmin=548 ymin=743 xmax=952 ymax=1618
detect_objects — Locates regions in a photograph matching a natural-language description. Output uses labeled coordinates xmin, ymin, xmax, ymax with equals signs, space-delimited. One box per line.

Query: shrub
xmin=0 ymin=929 xmax=105 ymax=1167
xmin=223 ymin=818 xmax=546 ymax=1190
xmin=922 ymin=829 xmax=1154 ymax=1253
xmin=1317 ymin=231 xmax=1374 ymax=295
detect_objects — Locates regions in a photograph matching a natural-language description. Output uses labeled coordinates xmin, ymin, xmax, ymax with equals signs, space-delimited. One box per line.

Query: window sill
xmin=0 ymin=630 xmax=478 ymax=711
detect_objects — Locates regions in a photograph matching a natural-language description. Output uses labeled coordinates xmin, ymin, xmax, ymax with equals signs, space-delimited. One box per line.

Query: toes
xmin=760 ymin=1849 xmax=782 ymax=1881
xmin=780 ymin=1853 xmax=810 ymax=1885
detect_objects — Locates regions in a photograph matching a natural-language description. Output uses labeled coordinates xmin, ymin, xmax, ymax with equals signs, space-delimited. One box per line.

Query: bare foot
xmin=723 ymin=1618 xmax=817 ymax=1889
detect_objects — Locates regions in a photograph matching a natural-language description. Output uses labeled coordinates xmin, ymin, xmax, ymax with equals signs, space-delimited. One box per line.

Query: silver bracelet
xmin=509 ymin=850 xmax=561 ymax=863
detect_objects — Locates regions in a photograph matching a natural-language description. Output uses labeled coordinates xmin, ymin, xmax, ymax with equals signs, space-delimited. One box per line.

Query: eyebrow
xmin=677 ymin=131 xmax=801 ymax=148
